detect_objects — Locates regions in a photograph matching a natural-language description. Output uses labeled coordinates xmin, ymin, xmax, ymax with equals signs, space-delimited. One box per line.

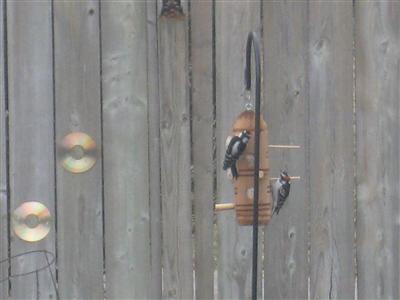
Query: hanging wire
xmin=44 ymin=251 xmax=59 ymax=299
xmin=0 ymin=250 xmax=59 ymax=298
xmin=242 ymin=88 xmax=253 ymax=111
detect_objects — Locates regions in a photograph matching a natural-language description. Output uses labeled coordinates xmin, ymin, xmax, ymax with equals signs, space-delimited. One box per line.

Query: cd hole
xmin=25 ymin=214 xmax=40 ymax=228
xmin=70 ymin=145 xmax=85 ymax=160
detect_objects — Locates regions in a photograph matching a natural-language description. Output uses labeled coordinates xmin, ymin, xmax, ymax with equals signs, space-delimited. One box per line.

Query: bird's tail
xmin=273 ymin=207 xmax=279 ymax=215
xmin=231 ymin=164 xmax=238 ymax=179
xmin=223 ymin=153 xmax=233 ymax=170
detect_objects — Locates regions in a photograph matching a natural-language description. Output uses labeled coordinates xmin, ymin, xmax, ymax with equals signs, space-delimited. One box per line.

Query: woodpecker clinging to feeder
xmin=223 ymin=130 xmax=251 ymax=179
xmin=272 ymin=170 xmax=291 ymax=215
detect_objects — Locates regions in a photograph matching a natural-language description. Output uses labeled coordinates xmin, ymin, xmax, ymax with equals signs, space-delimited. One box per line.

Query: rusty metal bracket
xmin=160 ymin=0 xmax=184 ymax=19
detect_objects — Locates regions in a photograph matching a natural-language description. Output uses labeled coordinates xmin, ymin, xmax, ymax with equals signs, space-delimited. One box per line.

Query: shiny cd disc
xmin=12 ymin=202 xmax=51 ymax=242
xmin=59 ymin=132 xmax=97 ymax=173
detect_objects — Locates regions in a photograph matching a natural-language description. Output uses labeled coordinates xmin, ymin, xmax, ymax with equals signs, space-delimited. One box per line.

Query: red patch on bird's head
xmin=280 ymin=171 xmax=290 ymax=182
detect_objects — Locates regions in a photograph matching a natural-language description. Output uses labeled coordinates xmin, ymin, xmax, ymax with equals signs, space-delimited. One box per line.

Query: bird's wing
xmin=232 ymin=140 xmax=248 ymax=158
xmin=279 ymin=182 xmax=290 ymax=198
xmin=231 ymin=141 xmax=241 ymax=157
xmin=226 ymin=136 xmax=241 ymax=153
xmin=279 ymin=186 xmax=285 ymax=198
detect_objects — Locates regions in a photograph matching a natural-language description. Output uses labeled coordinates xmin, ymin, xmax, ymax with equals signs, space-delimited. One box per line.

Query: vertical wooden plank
xmin=262 ymin=2 xmax=308 ymax=299
xmin=6 ymin=0 xmax=56 ymax=298
xmin=101 ymin=1 xmax=151 ymax=298
xmin=53 ymin=1 xmax=103 ymax=298
xmin=158 ymin=1 xmax=193 ymax=298
xmin=355 ymin=2 xmax=400 ymax=299
xmin=215 ymin=1 xmax=261 ymax=299
xmin=190 ymin=1 xmax=214 ymax=299
xmin=309 ymin=2 xmax=355 ymax=299
xmin=146 ymin=0 xmax=162 ymax=298
xmin=0 ymin=0 xmax=8 ymax=297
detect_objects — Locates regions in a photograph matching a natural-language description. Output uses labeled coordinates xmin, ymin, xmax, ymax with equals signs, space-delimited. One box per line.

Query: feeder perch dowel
xmin=214 ymin=203 xmax=236 ymax=212
xmin=270 ymin=176 xmax=301 ymax=181
xmin=269 ymin=144 xmax=301 ymax=149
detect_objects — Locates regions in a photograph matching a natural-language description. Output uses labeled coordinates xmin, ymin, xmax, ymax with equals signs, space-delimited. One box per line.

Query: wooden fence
xmin=0 ymin=0 xmax=399 ymax=299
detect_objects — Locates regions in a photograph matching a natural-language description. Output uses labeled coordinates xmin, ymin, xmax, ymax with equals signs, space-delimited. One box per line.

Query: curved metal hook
xmin=245 ymin=32 xmax=261 ymax=96
xmin=244 ymin=31 xmax=262 ymax=300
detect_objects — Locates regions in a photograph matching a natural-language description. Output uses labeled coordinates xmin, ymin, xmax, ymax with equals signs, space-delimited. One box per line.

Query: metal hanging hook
xmin=244 ymin=31 xmax=262 ymax=300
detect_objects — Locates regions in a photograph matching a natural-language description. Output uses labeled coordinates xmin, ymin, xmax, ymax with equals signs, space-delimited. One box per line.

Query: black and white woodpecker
xmin=272 ymin=171 xmax=291 ymax=215
xmin=223 ymin=130 xmax=251 ymax=179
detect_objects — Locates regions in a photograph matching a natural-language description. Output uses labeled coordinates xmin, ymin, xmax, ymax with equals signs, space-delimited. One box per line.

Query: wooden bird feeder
xmin=216 ymin=110 xmax=272 ymax=225
xmin=214 ymin=33 xmax=300 ymax=227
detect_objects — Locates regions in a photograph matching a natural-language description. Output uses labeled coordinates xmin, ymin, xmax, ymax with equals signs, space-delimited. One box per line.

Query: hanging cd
xmin=12 ymin=202 xmax=51 ymax=243
xmin=59 ymin=132 xmax=97 ymax=173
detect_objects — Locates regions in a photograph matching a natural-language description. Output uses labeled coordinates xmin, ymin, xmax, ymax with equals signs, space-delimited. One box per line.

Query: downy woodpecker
xmin=223 ymin=130 xmax=251 ymax=179
xmin=272 ymin=171 xmax=291 ymax=215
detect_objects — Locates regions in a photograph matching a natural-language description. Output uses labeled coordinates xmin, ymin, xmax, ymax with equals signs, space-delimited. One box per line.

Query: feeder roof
xmin=232 ymin=110 xmax=267 ymax=131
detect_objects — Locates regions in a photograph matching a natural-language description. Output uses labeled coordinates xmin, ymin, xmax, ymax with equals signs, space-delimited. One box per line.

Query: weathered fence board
xmin=309 ymin=2 xmax=355 ymax=299
xmin=53 ymin=1 xmax=104 ymax=298
xmin=356 ymin=2 xmax=400 ymax=299
xmin=215 ymin=1 xmax=262 ymax=299
xmin=0 ymin=0 xmax=8 ymax=297
xmin=158 ymin=1 xmax=193 ymax=298
xmin=190 ymin=1 xmax=215 ymax=299
xmin=101 ymin=1 xmax=151 ymax=298
xmin=146 ymin=0 xmax=162 ymax=299
xmin=6 ymin=1 xmax=56 ymax=298
xmin=263 ymin=1 xmax=308 ymax=299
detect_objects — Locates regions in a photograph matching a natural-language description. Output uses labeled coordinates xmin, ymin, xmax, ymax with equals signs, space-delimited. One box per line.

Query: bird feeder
xmin=214 ymin=32 xmax=300 ymax=300
xmin=214 ymin=31 xmax=267 ymax=234
xmin=217 ymin=110 xmax=272 ymax=225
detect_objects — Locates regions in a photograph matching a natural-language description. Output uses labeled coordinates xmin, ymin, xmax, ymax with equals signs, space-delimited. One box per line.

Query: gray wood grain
xmin=146 ymin=0 xmax=162 ymax=299
xmin=101 ymin=1 xmax=151 ymax=298
xmin=53 ymin=1 xmax=104 ymax=298
xmin=262 ymin=2 xmax=308 ymax=299
xmin=355 ymin=2 xmax=400 ymax=299
xmin=309 ymin=2 xmax=355 ymax=299
xmin=6 ymin=1 xmax=56 ymax=298
xmin=0 ymin=0 xmax=8 ymax=297
xmin=190 ymin=1 xmax=215 ymax=299
xmin=158 ymin=1 xmax=193 ymax=298
xmin=215 ymin=1 xmax=262 ymax=299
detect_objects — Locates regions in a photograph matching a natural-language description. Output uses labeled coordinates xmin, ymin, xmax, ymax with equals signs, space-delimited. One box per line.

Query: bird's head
xmin=239 ymin=130 xmax=251 ymax=143
xmin=280 ymin=170 xmax=291 ymax=182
